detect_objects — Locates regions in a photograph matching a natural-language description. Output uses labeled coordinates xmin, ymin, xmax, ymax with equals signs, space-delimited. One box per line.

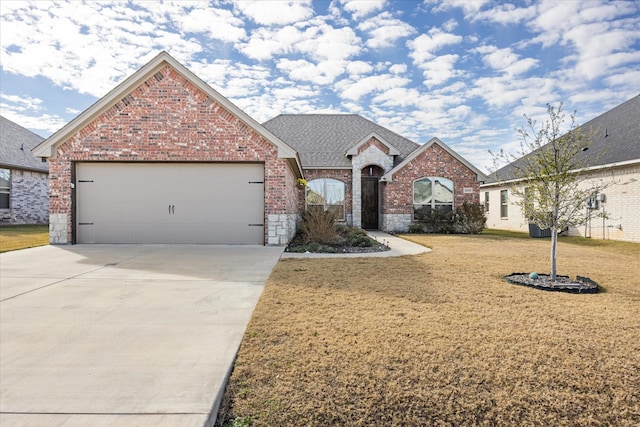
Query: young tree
xmin=493 ymin=103 xmax=606 ymax=281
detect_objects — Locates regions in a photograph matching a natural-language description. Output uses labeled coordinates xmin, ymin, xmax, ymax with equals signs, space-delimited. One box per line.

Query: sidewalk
xmin=281 ymin=231 xmax=430 ymax=258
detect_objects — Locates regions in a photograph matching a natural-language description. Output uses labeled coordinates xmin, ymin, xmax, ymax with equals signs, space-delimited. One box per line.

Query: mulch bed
xmin=285 ymin=242 xmax=390 ymax=254
xmin=504 ymin=273 xmax=599 ymax=293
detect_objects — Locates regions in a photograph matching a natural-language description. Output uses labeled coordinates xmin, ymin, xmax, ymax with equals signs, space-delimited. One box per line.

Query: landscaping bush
xmin=288 ymin=216 xmax=386 ymax=253
xmin=408 ymin=222 xmax=425 ymax=233
xmin=299 ymin=207 xmax=339 ymax=244
xmin=414 ymin=209 xmax=457 ymax=233
xmin=456 ymin=202 xmax=487 ymax=234
xmin=410 ymin=203 xmax=486 ymax=234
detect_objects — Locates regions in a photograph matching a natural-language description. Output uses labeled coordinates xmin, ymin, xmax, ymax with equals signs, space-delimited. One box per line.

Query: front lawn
xmin=217 ymin=233 xmax=640 ymax=426
xmin=0 ymin=224 xmax=49 ymax=252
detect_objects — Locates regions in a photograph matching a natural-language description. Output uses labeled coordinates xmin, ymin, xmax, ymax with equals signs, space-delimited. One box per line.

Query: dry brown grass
xmin=0 ymin=224 xmax=49 ymax=252
xmin=217 ymin=234 xmax=640 ymax=426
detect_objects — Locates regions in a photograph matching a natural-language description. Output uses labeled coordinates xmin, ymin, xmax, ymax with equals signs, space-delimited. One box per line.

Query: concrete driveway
xmin=0 ymin=244 xmax=283 ymax=427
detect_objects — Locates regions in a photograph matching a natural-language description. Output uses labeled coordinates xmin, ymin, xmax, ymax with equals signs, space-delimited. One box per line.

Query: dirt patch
xmin=217 ymin=234 xmax=640 ymax=426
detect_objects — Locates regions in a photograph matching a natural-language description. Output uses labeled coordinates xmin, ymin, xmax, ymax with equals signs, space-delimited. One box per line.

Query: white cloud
xmin=472 ymin=3 xmax=536 ymax=25
xmin=407 ymin=29 xmax=463 ymax=63
xmin=442 ymin=19 xmax=458 ymax=32
xmin=469 ymin=74 xmax=559 ymax=112
xmin=336 ymin=74 xmax=410 ymax=101
xmin=176 ymin=5 xmax=246 ymax=42
xmin=427 ymin=0 xmax=491 ymax=16
xmin=0 ymin=93 xmax=43 ymax=111
xmin=0 ymin=1 xmax=203 ymax=97
xmin=604 ymin=68 xmax=640 ymax=88
xmin=419 ymin=54 xmax=461 ymax=87
xmin=476 ymin=46 xmax=538 ymax=77
xmin=334 ymin=0 xmax=386 ymax=19
xmin=0 ymin=97 xmax=67 ymax=135
xmin=234 ymin=0 xmax=314 ymax=26
xmin=346 ymin=61 xmax=374 ymax=76
xmin=237 ymin=25 xmax=305 ymax=60
xmin=389 ymin=63 xmax=407 ymax=74
xmin=358 ymin=12 xmax=415 ymax=49
xmin=277 ymin=59 xmax=347 ymax=85
xmin=295 ymin=23 xmax=362 ymax=61
xmin=371 ymin=87 xmax=421 ymax=108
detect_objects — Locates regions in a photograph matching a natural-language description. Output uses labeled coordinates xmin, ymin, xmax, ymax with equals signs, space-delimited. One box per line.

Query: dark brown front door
xmin=361 ymin=178 xmax=379 ymax=229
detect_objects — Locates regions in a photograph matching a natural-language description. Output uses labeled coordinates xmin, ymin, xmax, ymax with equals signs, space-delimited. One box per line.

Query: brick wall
xmin=381 ymin=144 xmax=480 ymax=232
xmin=0 ymin=169 xmax=49 ymax=224
xmin=48 ymin=64 xmax=298 ymax=244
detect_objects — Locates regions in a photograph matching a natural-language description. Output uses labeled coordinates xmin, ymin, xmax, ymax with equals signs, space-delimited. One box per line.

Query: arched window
xmin=306 ymin=178 xmax=345 ymax=220
xmin=413 ymin=177 xmax=454 ymax=220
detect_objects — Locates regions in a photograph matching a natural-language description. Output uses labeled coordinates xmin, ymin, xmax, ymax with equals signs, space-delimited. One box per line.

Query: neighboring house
xmin=0 ymin=116 xmax=48 ymax=224
xmin=34 ymin=51 xmax=485 ymax=245
xmin=263 ymin=115 xmax=486 ymax=231
xmin=482 ymin=95 xmax=640 ymax=242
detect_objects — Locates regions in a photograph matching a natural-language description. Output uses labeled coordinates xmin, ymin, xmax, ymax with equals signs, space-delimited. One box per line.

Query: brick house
xmin=482 ymin=94 xmax=640 ymax=242
xmin=263 ymin=115 xmax=486 ymax=232
xmin=34 ymin=51 xmax=485 ymax=245
xmin=0 ymin=116 xmax=48 ymax=224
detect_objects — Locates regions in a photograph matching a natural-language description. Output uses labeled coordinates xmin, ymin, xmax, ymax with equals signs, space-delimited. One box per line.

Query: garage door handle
xmin=172 ymin=205 xmax=175 ymax=214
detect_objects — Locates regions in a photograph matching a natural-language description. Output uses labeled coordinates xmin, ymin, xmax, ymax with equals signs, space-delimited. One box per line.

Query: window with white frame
xmin=0 ymin=168 xmax=10 ymax=210
xmin=500 ymin=189 xmax=508 ymax=218
xmin=306 ymin=178 xmax=346 ymax=220
xmin=484 ymin=191 xmax=490 ymax=212
xmin=413 ymin=177 xmax=454 ymax=220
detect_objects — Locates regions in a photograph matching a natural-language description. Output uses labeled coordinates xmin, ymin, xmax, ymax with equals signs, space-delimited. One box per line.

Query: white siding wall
xmin=482 ymin=163 xmax=640 ymax=242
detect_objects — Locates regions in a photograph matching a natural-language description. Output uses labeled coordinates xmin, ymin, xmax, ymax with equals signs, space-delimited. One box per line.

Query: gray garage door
xmin=76 ymin=162 xmax=264 ymax=244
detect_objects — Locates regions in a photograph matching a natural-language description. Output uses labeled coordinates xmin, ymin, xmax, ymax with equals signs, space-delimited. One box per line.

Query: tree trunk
xmin=550 ymin=226 xmax=558 ymax=282
xmin=551 ymin=170 xmax=560 ymax=282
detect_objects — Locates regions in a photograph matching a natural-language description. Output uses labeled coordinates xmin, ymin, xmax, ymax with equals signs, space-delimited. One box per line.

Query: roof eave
xmin=0 ymin=161 xmax=48 ymax=173
xmin=481 ymin=157 xmax=640 ymax=188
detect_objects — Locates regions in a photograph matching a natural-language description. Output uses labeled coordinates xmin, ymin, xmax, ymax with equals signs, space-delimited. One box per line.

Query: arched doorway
xmin=361 ymin=165 xmax=384 ymax=229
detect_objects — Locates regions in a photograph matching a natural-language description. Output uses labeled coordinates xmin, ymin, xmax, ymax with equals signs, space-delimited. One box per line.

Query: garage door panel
xmin=76 ymin=163 xmax=265 ymax=244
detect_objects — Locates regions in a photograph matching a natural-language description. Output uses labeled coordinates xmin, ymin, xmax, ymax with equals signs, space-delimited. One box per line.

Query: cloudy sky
xmin=1 ymin=0 xmax=639 ymax=172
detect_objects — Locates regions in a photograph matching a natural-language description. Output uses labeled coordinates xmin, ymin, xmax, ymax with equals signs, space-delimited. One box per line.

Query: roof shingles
xmin=0 ymin=116 xmax=48 ymax=173
xmin=262 ymin=114 xmax=419 ymax=168
xmin=487 ymin=95 xmax=640 ymax=184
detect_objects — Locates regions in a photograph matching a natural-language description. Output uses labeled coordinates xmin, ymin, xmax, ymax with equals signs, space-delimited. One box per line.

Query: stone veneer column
xmin=350 ymin=144 xmax=395 ymax=228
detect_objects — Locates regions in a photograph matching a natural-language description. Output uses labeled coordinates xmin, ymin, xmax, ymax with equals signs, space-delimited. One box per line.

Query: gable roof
xmin=381 ymin=137 xmax=487 ymax=183
xmin=485 ymin=94 xmax=640 ymax=185
xmin=32 ymin=51 xmax=302 ymax=175
xmin=262 ymin=114 xmax=419 ymax=168
xmin=0 ymin=116 xmax=48 ymax=173
xmin=345 ymin=132 xmax=401 ymax=156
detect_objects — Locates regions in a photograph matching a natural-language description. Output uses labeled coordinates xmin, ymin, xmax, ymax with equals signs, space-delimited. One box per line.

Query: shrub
xmin=408 ymin=223 xmax=425 ymax=233
xmin=300 ymin=207 xmax=339 ymax=244
xmin=417 ymin=209 xmax=457 ymax=233
xmin=456 ymin=202 xmax=486 ymax=234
